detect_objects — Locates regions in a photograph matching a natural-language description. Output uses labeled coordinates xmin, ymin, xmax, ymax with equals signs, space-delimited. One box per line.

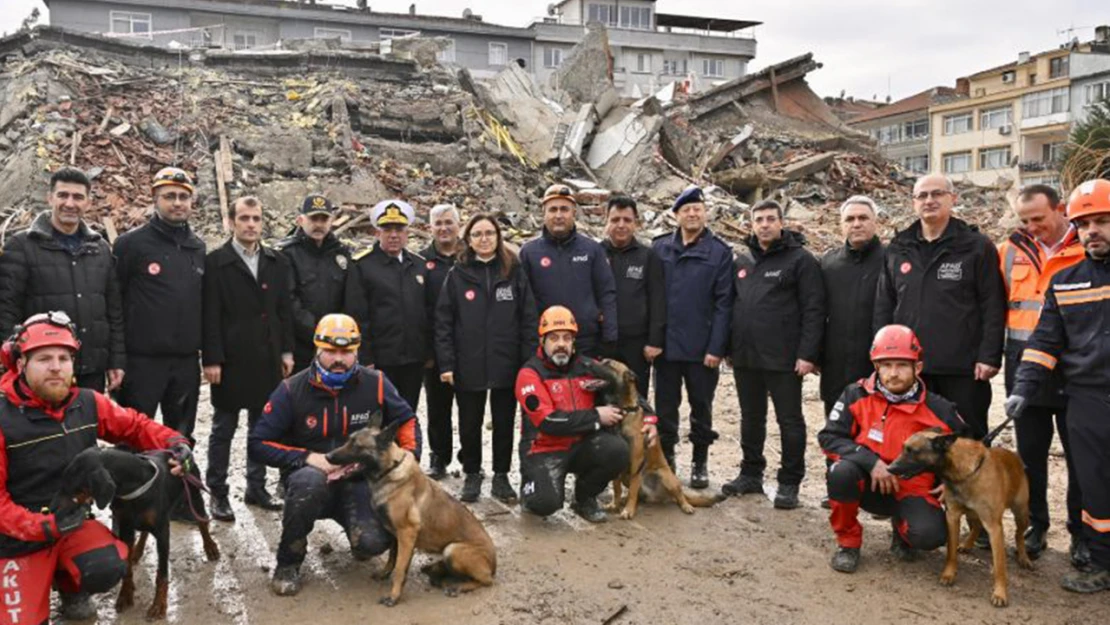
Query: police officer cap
xmin=671 ymin=186 xmax=705 ymax=212
xmin=301 ymin=194 xmax=335 ymax=216
xmin=371 ymin=199 xmax=415 ymax=227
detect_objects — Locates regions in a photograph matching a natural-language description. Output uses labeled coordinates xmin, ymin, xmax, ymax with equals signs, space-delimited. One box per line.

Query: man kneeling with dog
xmin=0 ymin=312 xmax=191 ymax=623
xmin=515 ymin=306 xmax=656 ymax=523
xmin=819 ymin=325 xmax=966 ymax=573
xmin=248 ymin=314 xmax=420 ymax=596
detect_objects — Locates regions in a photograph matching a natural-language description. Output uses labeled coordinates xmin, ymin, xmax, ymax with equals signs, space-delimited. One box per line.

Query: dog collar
xmin=117 ymin=456 xmax=162 ymax=501
xmin=951 ymin=454 xmax=987 ymax=484
xmin=373 ymin=457 xmax=405 ymax=481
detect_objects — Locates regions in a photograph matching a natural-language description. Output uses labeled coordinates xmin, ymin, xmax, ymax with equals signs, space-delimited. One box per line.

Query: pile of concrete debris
xmin=0 ymin=25 xmax=1014 ymax=254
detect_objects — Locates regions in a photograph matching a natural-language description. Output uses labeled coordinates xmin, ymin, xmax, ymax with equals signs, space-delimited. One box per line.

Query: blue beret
xmin=671 ymin=186 xmax=705 ymax=212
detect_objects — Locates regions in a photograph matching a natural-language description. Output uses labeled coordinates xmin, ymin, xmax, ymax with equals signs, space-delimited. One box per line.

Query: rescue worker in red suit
xmin=819 ymin=325 xmax=966 ymax=573
xmin=0 ymin=312 xmax=190 ymax=623
xmin=515 ymin=306 xmax=657 ymax=523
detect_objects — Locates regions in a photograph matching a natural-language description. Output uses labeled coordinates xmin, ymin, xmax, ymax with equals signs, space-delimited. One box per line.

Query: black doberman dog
xmin=51 ymin=447 xmax=220 ymax=619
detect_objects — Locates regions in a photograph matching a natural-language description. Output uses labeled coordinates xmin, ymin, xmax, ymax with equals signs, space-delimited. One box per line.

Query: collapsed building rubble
xmin=0 ymin=26 xmax=1015 ymax=257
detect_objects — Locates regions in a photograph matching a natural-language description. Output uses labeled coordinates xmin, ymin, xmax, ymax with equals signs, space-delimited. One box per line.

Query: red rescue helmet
xmin=9 ymin=311 xmax=82 ymax=359
xmin=869 ymin=325 xmax=922 ymax=362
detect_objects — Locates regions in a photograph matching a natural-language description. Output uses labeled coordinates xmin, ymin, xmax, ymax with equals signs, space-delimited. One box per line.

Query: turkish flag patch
xmin=465 ymin=289 xmax=476 ymax=301
xmin=263 ymin=401 xmax=273 ymax=413
xmin=738 ymin=268 xmax=748 ymax=279
xmin=305 ymin=415 xmax=318 ymax=429
xmin=148 ymin=262 xmax=161 ymax=276
xmin=540 ymin=257 xmax=552 ymax=268
xmin=900 ymin=262 xmax=912 ymax=275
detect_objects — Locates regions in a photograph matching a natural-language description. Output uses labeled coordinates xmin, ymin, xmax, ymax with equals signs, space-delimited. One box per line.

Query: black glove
xmin=170 ymin=441 xmax=195 ymax=474
xmin=52 ymin=504 xmax=89 ymax=538
xmin=1004 ymin=395 xmax=1027 ymax=420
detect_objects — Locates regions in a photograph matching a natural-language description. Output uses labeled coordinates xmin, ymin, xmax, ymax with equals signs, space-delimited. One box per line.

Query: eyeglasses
xmin=469 ymin=231 xmax=498 ymax=240
xmin=159 ymin=191 xmax=192 ymax=202
xmin=913 ymin=190 xmax=952 ymax=201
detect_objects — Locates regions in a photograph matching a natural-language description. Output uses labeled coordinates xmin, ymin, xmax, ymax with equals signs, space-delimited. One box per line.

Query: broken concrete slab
xmin=712 ymin=163 xmax=770 ymax=195
xmin=706 ymin=124 xmax=755 ymax=172
xmin=559 ymin=104 xmax=597 ymax=172
xmin=550 ymin=22 xmax=614 ymax=107
xmin=779 ymin=152 xmax=837 ymax=182
xmin=658 ymin=118 xmax=701 ymax=175
xmin=588 ymin=111 xmax=663 ymax=191
xmin=363 ymin=137 xmax=471 ymax=176
xmin=234 ymin=128 xmax=314 ymax=176
xmin=460 ymin=63 xmax=564 ymax=164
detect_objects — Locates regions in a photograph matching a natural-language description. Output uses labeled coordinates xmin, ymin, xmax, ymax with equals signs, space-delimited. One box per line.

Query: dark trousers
xmin=456 ymin=388 xmax=516 ymax=474
xmin=1015 ymin=404 xmax=1082 ymax=535
xmin=654 ymin=358 xmax=720 ymax=460
xmin=207 ymin=407 xmax=266 ymax=499
xmin=424 ymin=367 xmax=455 ymax=465
xmin=922 ymin=374 xmax=992 ymax=439
xmin=276 ymin=467 xmax=391 ymax=568
xmin=1066 ymin=391 xmax=1110 ymax=569
xmin=75 ymin=371 xmax=105 ymax=393
xmin=381 ymin=363 xmax=424 ymax=414
xmin=616 ymin=336 xmax=651 ymax=399
xmin=827 ymin=458 xmax=947 ymax=550
xmin=520 ymin=431 xmax=629 ymax=517
xmin=120 ymin=354 xmax=200 ymax=440
xmin=736 ymin=367 xmax=806 ymax=486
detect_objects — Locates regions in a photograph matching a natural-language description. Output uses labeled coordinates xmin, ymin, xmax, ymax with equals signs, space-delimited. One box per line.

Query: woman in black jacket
xmin=435 ymin=214 xmax=538 ymax=503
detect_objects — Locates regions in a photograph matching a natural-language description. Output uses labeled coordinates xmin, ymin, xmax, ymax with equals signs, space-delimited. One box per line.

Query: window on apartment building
xmin=587 ymin=4 xmax=618 ymax=27
xmin=109 ymin=11 xmax=152 ymax=37
xmin=379 ymin=28 xmax=419 ymax=40
xmin=979 ymin=146 xmax=1012 ymax=170
xmin=943 ymin=112 xmax=973 ymax=135
xmin=633 ymin=53 xmax=652 ymax=74
xmin=1049 ymin=56 xmax=1069 ymax=79
xmin=903 ymin=155 xmax=929 ymax=173
xmin=437 ymin=39 xmax=456 ymax=64
xmin=663 ymin=59 xmax=688 ymax=76
xmin=877 ymin=124 xmax=901 ymax=145
xmin=702 ymin=59 xmax=725 ymax=78
xmin=232 ymin=33 xmax=258 ymax=50
xmin=1042 ymin=142 xmax=1066 ymax=164
xmin=1023 ymin=174 xmax=1061 ymax=188
xmin=1084 ymin=81 xmax=1110 ymax=106
xmin=979 ymin=105 xmax=1013 ymax=130
xmin=489 ymin=42 xmax=508 ymax=66
xmin=544 ymin=47 xmax=565 ymax=69
xmin=903 ymin=119 xmax=929 ymax=140
xmin=943 ymin=152 xmax=972 ymax=174
xmin=619 ymin=6 xmax=652 ymax=30
xmin=315 ymin=27 xmax=352 ymax=41
xmin=1022 ymin=87 xmax=1069 ymax=118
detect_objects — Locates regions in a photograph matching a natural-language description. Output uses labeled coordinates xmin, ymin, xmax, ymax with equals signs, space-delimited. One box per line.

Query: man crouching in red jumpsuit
xmin=0 ymin=312 xmax=190 ymax=623
xmin=819 ymin=325 xmax=966 ymax=573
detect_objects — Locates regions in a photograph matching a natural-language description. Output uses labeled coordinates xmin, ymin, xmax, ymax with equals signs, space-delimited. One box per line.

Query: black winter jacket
xmin=730 ymin=230 xmax=825 ymax=371
xmin=602 ymin=238 xmax=666 ymax=345
xmin=344 ymin=245 xmax=430 ymax=367
xmin=434 ymin=256 xmax=538 ymax=391
xmin=421 ymin=242 xmax=457 ymax=367
xmin=0 ymin=212 xmax=125 ymax=375
xmin=874 ymin=218 xmax=1006 ymax=375
xmin=275 ymin=230 xmax=351 ymax=368
xmin=113 ymin=214 xmax=205 ymax=357
xmin=819 ymin=237 xmax=885 ymax=404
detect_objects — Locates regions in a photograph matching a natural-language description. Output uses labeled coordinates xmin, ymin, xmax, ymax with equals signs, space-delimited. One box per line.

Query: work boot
xmin=974 ymin=532 xmax=991 ymax=550
xmin=571 ymin=497 xmax=608 ymax=523
xmin=890 ymin=530 xmax=917 ymax=562
xmin=820 ymin=496 xmax=831 ymax=510
xmin=59 ymin=591 xmax=97 ymax=621
xmin=773 ymin=484 xmax=800 ymax=510
xmin=830 ymin=547 xmax=860 ymax=573
xmin=1024 ymin=525 xmax=1048 ymax=560
xmin=245 ymin=487 xmax=283 ymax=511
xmin=459 ymin=473 xmax=483 ymax=503
xmin=690 ymin=462 xmax=709 ymax=490
xmin=1071 ymin=535 xmax=1092 ymax=570
xmin=721 ymin=474 xmax=763 ymax=497
xmin=270 ymin=565 xmax=303 ymax=597
xmin=1060 ymin=564 xmax=1110 ymax=593
xmin=210 ymin=495 xmax=235 ymax=523
xmin=490 ymin=473 xmax=517 ymax=503
xmin=427 ymin=454 xmax=448 ymax=480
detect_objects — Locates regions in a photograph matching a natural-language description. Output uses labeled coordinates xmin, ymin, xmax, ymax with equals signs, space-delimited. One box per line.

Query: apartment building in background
xmin=43 ymin=0 xmax=760 ymax=95
xmin=849 ymin=86 xmax=964 ymax=175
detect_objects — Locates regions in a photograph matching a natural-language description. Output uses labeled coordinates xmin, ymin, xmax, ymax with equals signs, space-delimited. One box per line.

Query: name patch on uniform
xmin=349 ymin=412 xmax=370 ymax=426
xmin=521 ymin=384 xmax=536 ymax=395
xmin=937 ymin=262 xmax=963 ymax=281
xmin=764 ymin=270 xmax=782 ymax=278
xmin=829 ymin=401 xmax=844 ymax=421
xmin=572 ymin=255 xmax=589 ymax=263
xmin=336 ymin=255 xmax=348 ymax=270
xmin=495 ymin=285 xmax=514 ymax=302
xmin=1054 ymin=281 xmax=1092 ymax=291
xmin=626 ymin=265 xmax=644 ymax=280
xmin=867 ymin=427 xmax=884 ymax=443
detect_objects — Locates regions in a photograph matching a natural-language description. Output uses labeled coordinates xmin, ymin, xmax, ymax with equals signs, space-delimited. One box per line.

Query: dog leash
xmin=982 ymin=416 xmax=1014 ymax=448
xmin=142 ymin=449 xmax=212 ymax=523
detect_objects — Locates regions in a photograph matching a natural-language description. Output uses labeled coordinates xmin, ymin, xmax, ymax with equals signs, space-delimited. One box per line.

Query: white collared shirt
xmin=231 ymin=238 xmax=260 ymax=279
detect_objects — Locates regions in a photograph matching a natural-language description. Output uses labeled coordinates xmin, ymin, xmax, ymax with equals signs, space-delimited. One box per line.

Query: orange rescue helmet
xmin=538 ymin=306 xmax=578 ymax=338
xmin=1067 ymin=179 xmax=1110 ymax=222
xmin=314 ymin=314 xmax=361 ymax=351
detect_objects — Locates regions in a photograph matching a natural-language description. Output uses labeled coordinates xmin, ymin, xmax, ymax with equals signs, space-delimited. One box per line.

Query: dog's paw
xmin=204 ymin=543 xmax=221 ymax=562
xmin=146 ymin=601 xmax=168 ymax=620
xmin=619 ymin=508 xmax=634 ymax=520
xmin=379 ymin=596 xmax=398 ymax=607
xmin=444 ymin=587 xmax=459 ymax=598
xmin=116 ymin=589 xmax=135 ymax=612
xmin=957 ymin=544 xmax=973 ymax=554
xmin=990 ymin=590 xmax=1009 ymax=608
xmin=938 ymin=571 xmax=957 ymax=586
xmin=680 ymin=503 xmax=695 ymax=514
xmin=1017 ymin=553 xmax=1034 ymax=570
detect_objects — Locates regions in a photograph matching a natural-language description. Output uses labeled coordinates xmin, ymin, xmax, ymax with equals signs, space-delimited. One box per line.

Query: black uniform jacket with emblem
xmin=601 ymin=237 xmax=666 ymax=346
xmin=344 ymin=244 xmax=430 ymax=367
xmin=276 ymin=229 xmax=351 ymax=367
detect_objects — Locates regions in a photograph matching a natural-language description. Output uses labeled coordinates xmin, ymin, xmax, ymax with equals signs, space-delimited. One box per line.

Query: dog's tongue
xmin=327 ymin=463 xmax=363 ymax=483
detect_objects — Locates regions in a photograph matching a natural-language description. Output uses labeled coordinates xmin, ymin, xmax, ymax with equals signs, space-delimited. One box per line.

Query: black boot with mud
xmin=460 ymin=473 xmax=483 ymax=503
xmin=210 ymin=495 xmax=235 ymax=522
xmin=1070 ymin=535 xmax=1092 ymax=570
xmin=428 ymin=454 xmax=448 ymax=480
xmin=890 ymin=530 xmax=917 ymax=562
xmin=722 ymin=474 xmax=763 ymax=497
xmin=271 ymin=565 xmax=303 ymax=597
xmin=572 ymin=496 xmax=608 ymax=523
xmin=491 ymin=473 xmax=517 ymax=502
xmin=774 ymin=484 xmax=800 ymax=510
xmin=60 ymin=591 xmax=97 ymax=621
xmin=830 ymin=547 xmax=860 ymax=573
xmin=1060 ymin=564 xmax=1110 ymax=593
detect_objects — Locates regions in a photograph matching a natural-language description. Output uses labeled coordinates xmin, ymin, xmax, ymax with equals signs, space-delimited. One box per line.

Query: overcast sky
xmin=2 ymin=0 xmax=1106 ymax=101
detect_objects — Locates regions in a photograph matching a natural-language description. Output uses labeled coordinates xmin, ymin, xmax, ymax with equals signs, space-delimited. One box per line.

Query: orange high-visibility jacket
xmin=998 ymin=228 xmax=1085 ymax=343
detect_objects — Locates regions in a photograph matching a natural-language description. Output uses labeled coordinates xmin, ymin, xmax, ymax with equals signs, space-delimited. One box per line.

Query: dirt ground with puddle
xmin=57 ymin=372 xmax=1099 ymax=625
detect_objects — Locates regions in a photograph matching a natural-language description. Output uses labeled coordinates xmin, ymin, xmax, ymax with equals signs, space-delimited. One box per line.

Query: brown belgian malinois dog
xmin=888 ymin=428 xmax=1033 ymax=607
xmin=584 ymin=358 xmax=725 ymax=519
xmin=326 ymin=413 xmax=496 ymax=606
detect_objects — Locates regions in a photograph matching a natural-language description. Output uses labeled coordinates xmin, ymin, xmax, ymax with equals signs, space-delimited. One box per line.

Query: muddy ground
xmin=61 ymin=372 xmax=1098 ymax=625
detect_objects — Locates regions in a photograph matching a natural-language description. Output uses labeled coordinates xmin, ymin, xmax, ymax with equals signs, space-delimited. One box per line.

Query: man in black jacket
xmin=723 ymin=200 xmax=825 ymax=510
xmin=874 ymin=174 xmax=1006 ymax=438
xmin=275 ymin=194 xmax=351 ymax=373
xmin=421 ymin=204 xmax=461 ymax=479
xmin=203 ymin=196 xmax=295 ymax=521
xmin=820 ymin=196 xmax=885 ymax=414
xmin=0 ymin=168 xmax=125 ymax=392
xmin=114 ymin=168 xmax=205 ymax=445
xmin=601 ymin=196 xmax=665 ymax=398
xmin=345 ymin=199 xmax=429 ymax=412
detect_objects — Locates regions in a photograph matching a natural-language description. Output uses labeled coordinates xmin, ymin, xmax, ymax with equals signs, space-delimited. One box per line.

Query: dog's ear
xmin=89 ymin=467 xmax=117 ymax=509
xmin=368 ymin=410 xmax=383 ymax=431
xmin=930 ymin=434 xmax=958 ymax=453
xmin=376 ymin=417 xmax=404 ymax=449
xmin=580 ymin=378 xmax=609 ymax=392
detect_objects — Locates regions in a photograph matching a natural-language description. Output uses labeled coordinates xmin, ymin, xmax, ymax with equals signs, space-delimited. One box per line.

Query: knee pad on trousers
xmin=593 ymin=434 xmax=631 ymax=476
xmin=522 ymin=492 xmax=562 ymax=517
xmin=72 ymin=546 xmax=127 ymax=594
xmin=904 ymin=523 xmax=947 ymax=552
xmin=286 ymin=466 xmax=328 ymax=495
xmin=826 ymin=460 xmax=866 ymax=502
xmin=351 ymin=527 xmax=393 ymax=559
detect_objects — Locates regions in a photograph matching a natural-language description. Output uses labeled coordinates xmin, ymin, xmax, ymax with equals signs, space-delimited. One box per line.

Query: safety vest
xmin=998 ymin=229 xmax=1085 ymax=342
